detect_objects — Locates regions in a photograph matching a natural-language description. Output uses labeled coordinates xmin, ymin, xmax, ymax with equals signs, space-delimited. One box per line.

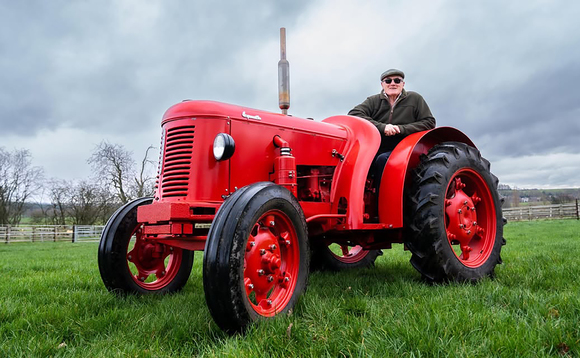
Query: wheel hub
xmin=243 ymin=212 xmax=297 ymax=315
xmin=245 ymin=226 xmax=285 ymax=293
xmin=126 ymin=228 xmax=182 ymax=288
xmin=445 ymin=177 xmax=484 ymax=261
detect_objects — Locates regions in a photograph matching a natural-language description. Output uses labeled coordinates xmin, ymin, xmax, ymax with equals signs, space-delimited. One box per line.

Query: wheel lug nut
xmin=284 ymin=277 xmax=289 ymax=282
xmin=270 ymin=244 xmax=277 ymax=251
xmin=285 ymin=240 xmax=291 ymax=245
xmin=257 ymin=269 xmax=265 ymax=276
xmin=260 ymin=249 xmax=266 ymax=255
xmin=473 ymin=222 xmax=477 ymax=226
xmin=128 ymin=255 xmax=132 ymax=260
xmin=467 ymin=230 xmax=471 ymax=235
xmin=464 ymin=200 xmax=468 ymax=205
xmin=139 ymin=277 xmax=145 ymax=282
xmin=267 ymin=299 xmax=272 ymax=306
xmin=458 ymin=209 xmax=462 ymax=214
xmin=269 ymin=221 xmax=275 ymax=226
xmin=267 ymin=276 xmax=274 ymax=282
xmin=459 ymin=224 xmax=464 ymax=228
xmin=248 ymin=284 xmax=254 ymax=290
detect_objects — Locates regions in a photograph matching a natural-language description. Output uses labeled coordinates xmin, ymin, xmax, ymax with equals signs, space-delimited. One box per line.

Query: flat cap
xmin=380 ymin=69 xmax=405 ymax=80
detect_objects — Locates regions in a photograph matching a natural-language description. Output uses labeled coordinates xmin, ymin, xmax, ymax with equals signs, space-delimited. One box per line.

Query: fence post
xmin=576 ymin=199 xmax=579 ymax=220
xmin=72 ymin=225 xmax=77 ymax=243
xmin=6 ymin=225 xmax=10 ymax=244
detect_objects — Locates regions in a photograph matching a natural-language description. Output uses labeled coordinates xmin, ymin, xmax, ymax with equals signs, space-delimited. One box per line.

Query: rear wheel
xmin=406 ymin=142 xmax=505 ymax=283
xmin=98 ymin=197 xmax=194 ymax=294
xmin=203 ymin=182 xmax=309 ymax=333
xmin=311 ymin=241 xmax=380 ymax=271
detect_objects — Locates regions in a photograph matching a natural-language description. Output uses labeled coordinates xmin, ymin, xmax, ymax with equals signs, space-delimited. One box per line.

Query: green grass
xmin=1 ymin=220 xmax=579 ymax=357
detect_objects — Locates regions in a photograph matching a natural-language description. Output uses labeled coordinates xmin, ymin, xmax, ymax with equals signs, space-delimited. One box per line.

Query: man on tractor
xmin=348 ymin=69 xmax=436 ymax=188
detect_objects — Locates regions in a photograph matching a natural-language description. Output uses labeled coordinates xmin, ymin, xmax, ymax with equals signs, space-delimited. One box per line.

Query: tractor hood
xmin=162 ymin=100 xmax=349 ymax=139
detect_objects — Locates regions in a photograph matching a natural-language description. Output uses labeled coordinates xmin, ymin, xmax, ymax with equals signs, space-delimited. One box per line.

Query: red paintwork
xmin=273 ymin=154 xmax=297 ymax=197
xmin=243 ymin=209 xmax=299 ymax=316
xmin=126 ymin=225 xmax=185 ymax=289
xmin=327 ymin=244 xmax=371 ymax=264
xmin=138 ymin=100 xmax=480 ymax=252
xmin=322 ymin=115 xmax=380 ymax=229
xmin=378 ymin=127 xmax=476 ymax=227
xmin=444 ymin=170 xmax=496 ymax=267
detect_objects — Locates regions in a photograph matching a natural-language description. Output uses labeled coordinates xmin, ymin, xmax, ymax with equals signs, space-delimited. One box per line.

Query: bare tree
xmin=133 ymin=145 xmax=156 ymax=198
xmin=88 ymin=141 xmax=156 ymax=204
xmin=47 ymin=179 xmax=72 ymax=225
xmin=88 ymin=141 xmax=134 ymax=204
xmin=68 ymin=180 xmax=106 ymax=225
xmin=0 ymin=147 xmax=44 ymax=225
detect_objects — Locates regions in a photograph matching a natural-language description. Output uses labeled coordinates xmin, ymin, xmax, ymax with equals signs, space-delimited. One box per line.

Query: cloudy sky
xmin=1 ymin=0 xmax=579 ymax=189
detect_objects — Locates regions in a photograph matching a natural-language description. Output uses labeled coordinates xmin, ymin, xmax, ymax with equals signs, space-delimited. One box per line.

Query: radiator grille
xmin=160 ymin=125 xmax=195 ymax=197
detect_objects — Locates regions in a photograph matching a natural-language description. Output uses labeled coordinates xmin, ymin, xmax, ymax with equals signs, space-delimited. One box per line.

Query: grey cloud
xmin=1 ymin=1 xmax=313 ymax=136
xmin=2 ymin=0 xmax=580 ymax=188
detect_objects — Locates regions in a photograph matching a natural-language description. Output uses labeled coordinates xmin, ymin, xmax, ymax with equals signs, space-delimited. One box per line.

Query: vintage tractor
xmin=98 ymin=29 xmax=504 ymax=333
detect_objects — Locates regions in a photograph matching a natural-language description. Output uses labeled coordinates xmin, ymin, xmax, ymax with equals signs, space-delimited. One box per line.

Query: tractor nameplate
xmin=242 ymin=111 xmax=261 ymax=120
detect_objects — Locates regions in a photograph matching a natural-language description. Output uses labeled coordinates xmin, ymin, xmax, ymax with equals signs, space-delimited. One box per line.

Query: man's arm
xmin=348 ymin=96 xmax=386 ymax=134
xmin=397 ymin=94 xmax=436 ymax=135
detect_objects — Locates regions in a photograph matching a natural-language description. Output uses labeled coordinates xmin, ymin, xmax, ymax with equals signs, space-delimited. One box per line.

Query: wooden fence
xmin=2 ymin=201 xmax=578 ymax=242
xmin=0 ymin=225 xmax=105 ymax=244
xmin=503 ymin=201 xmax=580 ymax=221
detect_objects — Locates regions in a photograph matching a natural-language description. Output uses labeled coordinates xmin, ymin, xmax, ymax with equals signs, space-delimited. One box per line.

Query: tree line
xmin=0 ymin=142 xmax=157 ymax=226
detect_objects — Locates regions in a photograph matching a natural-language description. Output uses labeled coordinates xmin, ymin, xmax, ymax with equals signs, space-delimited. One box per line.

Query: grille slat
xmin=159 ymin=125 xmax=195 ymax=198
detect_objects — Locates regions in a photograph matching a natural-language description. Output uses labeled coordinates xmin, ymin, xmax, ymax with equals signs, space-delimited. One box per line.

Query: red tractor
xmin=98 ymin=30 xmax=505 ymax=333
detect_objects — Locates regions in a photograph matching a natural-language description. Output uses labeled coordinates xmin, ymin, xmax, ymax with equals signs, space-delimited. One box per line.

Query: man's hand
xmin=384 ymin=124 xmax=400 ymax=136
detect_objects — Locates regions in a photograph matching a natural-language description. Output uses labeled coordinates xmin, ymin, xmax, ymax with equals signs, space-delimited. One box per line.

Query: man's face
xmin=381 ymin=76 xmax=405 ymax=97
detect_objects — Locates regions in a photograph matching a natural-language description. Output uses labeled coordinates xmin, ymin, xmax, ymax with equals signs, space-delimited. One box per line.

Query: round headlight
xmin=213 ymin=133 xmax=235 ymax=161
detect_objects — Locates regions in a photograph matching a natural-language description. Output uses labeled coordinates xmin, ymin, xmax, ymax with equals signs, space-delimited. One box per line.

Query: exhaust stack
xmin=278 ymin=27 xmax=290 ymax=115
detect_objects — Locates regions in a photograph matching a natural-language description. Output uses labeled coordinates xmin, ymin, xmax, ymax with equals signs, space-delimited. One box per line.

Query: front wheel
xmin=406 ymin=142 xmax=505 ymax=283
xmin=203 ymin=182 xmax=309 ymax=333
xmin=98 ymin=197 xmax=194 ymax=294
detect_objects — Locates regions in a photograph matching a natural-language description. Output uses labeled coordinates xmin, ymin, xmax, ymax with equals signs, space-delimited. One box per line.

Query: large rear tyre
xmin=203 ymin=182 xmax=309 ymax=334
xmin=406 ymin=142 xmax=505 ymax=283
xmin=311 ymin=241 xmax=380 ymax=271
xmin=98 ymin=197 xmax=194 ymax=294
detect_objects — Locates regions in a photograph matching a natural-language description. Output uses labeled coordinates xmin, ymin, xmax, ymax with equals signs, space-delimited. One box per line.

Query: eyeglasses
xmin=382 ymin=78 xmax=403 ymax=84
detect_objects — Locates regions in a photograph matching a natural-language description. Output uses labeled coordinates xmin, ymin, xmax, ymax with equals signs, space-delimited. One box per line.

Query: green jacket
xmin=348 ymin=89 xmax=436 ymax=151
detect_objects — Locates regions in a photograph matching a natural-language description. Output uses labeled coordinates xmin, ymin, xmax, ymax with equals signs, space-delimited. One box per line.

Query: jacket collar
xmin=381 ymin=88 xmax=407 ymax=103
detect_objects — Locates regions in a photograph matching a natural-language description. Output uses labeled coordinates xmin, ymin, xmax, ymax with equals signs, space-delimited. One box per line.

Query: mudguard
xmin=322 ymin=115 xmax=381 ymax=229
xmin=378 ymin=127 xmax=476 ymax=227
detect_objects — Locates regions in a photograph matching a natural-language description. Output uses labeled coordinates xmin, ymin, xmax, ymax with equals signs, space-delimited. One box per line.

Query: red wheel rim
xmin=126 ymin=226 xmax=184 ymax=290
xmin=243 ymin=210 xmax=300 ymax=317
xmin=326 ymin=244 xmax=369 ymax=263
xmin=444 ymin=168 xmax=497 ymax=268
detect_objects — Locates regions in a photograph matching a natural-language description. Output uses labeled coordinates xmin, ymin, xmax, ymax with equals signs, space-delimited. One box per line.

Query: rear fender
xmin=378 ymin=127 xmax=476 ymax=227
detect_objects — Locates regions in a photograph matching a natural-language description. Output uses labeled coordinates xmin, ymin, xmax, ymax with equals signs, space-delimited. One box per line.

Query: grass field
xmin=1 ymin=220 xmax=579 ymax=357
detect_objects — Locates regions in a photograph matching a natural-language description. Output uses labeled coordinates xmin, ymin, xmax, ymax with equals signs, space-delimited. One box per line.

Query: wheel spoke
xmin=135 ymin=268 xmax=149 ymax=283
xmin=127 ymin=248 xmax=137 ymax=262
